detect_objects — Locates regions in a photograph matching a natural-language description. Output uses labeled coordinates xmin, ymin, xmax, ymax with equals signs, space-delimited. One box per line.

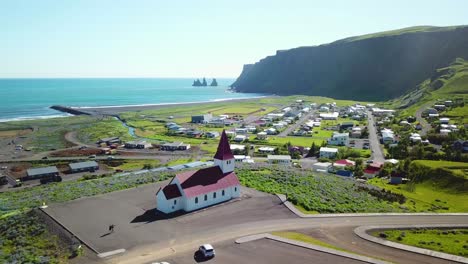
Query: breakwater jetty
xmin=50 ymin=105 xmax=91 ymax=116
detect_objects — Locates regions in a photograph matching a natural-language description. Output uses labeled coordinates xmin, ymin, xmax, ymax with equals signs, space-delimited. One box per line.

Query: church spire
xmin=213 ymin=130 xmax=234 ymax=160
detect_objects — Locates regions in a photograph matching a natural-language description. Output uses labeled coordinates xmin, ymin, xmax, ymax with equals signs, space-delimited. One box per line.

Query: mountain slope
xmin=390 ymin=58 xmax=468 ymax=122
xmin=232 ymin=26 xmax=468 ymax=101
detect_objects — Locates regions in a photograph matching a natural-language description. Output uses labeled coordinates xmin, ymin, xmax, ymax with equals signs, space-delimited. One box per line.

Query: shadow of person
xmin=100 ymin=232 xmax=112 ymax=238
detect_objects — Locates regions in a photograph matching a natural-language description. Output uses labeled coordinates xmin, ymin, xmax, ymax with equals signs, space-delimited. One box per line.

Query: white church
xmin=156 ymin=130 xmax=241 ymax=214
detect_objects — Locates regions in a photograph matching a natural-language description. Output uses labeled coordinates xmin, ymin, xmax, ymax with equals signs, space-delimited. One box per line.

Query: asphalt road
xmin=366 ymin=111 xmax=385 ymax=163
xmin=111 ymin=214 xmax=468 ymax=264
xmin=415 ymin=102 xmax=434 ymax=136
xmin=153 ymin=238 xmax=367 ymax=264
xmin=300 ymin=226 xmax=455 ymax=264
xmin=277 ymin=110 xmax=316 ymax=137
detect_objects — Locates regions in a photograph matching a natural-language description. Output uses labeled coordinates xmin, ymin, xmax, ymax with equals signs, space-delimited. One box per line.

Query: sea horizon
xmin=0 ymin=78 xmax=268 ymax=122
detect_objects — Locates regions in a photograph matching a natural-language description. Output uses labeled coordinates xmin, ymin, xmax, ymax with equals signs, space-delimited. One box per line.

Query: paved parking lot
xmin=152 ymin=238 xmax=367 ymax=264
xmin=44 ymin=184 xmax=295 ymax=253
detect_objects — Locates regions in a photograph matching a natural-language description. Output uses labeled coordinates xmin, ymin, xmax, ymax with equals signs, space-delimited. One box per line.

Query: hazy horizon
xmin=2 ymin=0 xmax=468 ymax=78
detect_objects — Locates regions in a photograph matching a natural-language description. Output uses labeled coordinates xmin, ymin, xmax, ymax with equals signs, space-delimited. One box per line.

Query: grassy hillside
xmin=388 ymin=58 xmax=468 ymax=119
xmin=369 ymin=160 xmax=468 ymax=212
xmin=232 ymin=25 xmax=468 ymax=101
xmin=336 ymin=25 xmax=466 ymax=43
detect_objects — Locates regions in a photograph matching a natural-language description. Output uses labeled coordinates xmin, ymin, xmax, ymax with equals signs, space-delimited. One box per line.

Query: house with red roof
xmin=363 ymin=162 xmax=383 ymax=179
xmin=156 ymin=130 xmax=241 ymax=214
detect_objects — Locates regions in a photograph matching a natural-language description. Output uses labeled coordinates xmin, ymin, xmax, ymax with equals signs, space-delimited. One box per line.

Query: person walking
xmin=109 ymin=224 xmax=115 ymax=233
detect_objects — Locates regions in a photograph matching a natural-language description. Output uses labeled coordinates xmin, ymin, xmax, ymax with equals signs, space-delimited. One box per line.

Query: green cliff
xmin=231 ymin=25 xmax=468 ymax=101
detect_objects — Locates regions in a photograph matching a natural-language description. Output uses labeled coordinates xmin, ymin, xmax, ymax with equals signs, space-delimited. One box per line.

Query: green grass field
xmin=368 ymin=178 xmax=468 ymax=212
xmin=373 ymin=228 xmax=468 ymax=257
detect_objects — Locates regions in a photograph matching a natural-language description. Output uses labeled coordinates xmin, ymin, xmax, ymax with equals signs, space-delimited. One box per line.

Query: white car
xmin=199 ymin=244 xmax=215 ymax=258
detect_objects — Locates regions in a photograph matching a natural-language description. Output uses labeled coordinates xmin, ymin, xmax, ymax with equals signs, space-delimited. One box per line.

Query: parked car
xmin=89 ymin=155 xmax=96 ymax=159
xmin=42 ymin=156 xmax=48 ymax=160
xmin=199 ymin=244 xmax=215 ymax=258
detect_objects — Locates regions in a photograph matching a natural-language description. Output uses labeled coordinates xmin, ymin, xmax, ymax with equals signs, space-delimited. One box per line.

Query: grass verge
xmin=373 ymin=228 xmax=468 ymax=257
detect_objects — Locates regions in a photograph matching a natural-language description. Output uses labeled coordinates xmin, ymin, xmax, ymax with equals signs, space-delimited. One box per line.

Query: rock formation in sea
xmin=210 ymin=78 xmax=218 ymax=86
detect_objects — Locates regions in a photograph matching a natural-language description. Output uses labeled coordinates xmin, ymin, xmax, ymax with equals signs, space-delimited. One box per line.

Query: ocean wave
xmin=0 ymin=114 xmax=72 ymax=123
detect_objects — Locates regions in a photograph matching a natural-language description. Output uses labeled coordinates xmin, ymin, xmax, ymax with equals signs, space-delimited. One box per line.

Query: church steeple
xmin=214 ymin=130 xmax=235 ymax=173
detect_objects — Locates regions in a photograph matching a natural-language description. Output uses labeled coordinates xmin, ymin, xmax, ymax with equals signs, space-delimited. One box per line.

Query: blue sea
xmin=0 ymin=78 xmax=266 ymax=122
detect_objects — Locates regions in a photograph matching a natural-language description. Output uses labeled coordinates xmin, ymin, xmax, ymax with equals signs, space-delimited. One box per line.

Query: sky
xmin=1 ymin=0 xmax=468 ymax=78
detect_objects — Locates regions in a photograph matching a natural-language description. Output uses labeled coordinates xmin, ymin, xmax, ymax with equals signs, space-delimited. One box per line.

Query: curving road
xmin=108 ymin=214 xmax=468 ymax=264
xmin=415 ymin=102 xmax=434 ymax=136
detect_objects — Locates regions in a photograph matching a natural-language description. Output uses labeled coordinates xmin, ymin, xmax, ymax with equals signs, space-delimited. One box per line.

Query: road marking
xmin=98 ymin=248 xmax=126 ymax=258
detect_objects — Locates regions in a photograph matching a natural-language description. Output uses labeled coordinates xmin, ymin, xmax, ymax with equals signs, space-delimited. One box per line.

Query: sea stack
xmin=210 ymin=78 xmax=218 ymax=86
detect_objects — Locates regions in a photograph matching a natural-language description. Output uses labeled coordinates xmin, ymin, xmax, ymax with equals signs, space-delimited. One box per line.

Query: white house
xmin=440 ymin=129 xmax=451 ymax=136
xmin=312 ymin=162 xmax=332 ymax=172
xmin=381 ymin=129 xmax=395 ymax=144
xmin=328 ymin=132 xmax=349 ymax=146
xmin=351 ymin=127 xmax=362 ymax=138
xmin=439 ymin=118 xmax=450 ymax=124
xmin=230 ymin=144 xmax=246 ymax=152
xmin=319 ymin=106 xmax=330 ymax=112
xmin=257 ymin=132 xmax=267 ymax=140
xmin=234 ymin=155 xmax=254 ymax=163
xmin=319 ymin=147 xmax=338 ymax=159
xmin=267 ymin=155 xmax=291 ymax=165
xmin=409 ymin=133 xmax=422 ymax=143
xmin=258 ymin=146 xmax=276 ymax=154
xmin=319 ymin=112 xmax=339 ymax=120
xmin=266 ymin=128 xmax=277 ymax=135
xmin=235 ymin=128 xmax=248 ymax=134
xmin=233 ymin=135 xmax=247 ymax=142
xmin=156 ymin=130 xmax=241 ymax=214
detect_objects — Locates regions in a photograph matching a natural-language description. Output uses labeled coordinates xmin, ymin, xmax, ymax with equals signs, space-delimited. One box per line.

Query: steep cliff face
xmin=231 ymin=26 xmax=468 ymax=101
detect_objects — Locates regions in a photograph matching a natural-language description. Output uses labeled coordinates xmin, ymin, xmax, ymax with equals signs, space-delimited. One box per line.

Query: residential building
xmin=363 ymin=163 xmax=383 ymax=179
xmin=69 ymin=161 xmax=99 ymax=173
xmin=230 ymin=144 xmax=246 ymax=153
xmin=389 ymin=172 xmax=403 ymax=184
xmin=332 ymin=159 xmax=355 ymax=170
xmin=312 ymin=162 xmax=332 ymax=172
xmin=351 ymin=127 xmax=362 ymax=138
xmin=439 ymin=117 xmax=450 ymax=124
xmin=440 ymin=129 xmax=451 ymax=136
xmin=256 ymin=132 xmax=267 ymax=140
xmin=453 ymin=140 xmax=468 ymax=153
xmin=409 ymin=133 xmax=422 ymax=143
xmin=319 ymin=147 xmax=338 ymax=159
xmin=340 ymin=122 xmax=354 ymax=130
xmin=233 ymin=155 xmax=254 ymax=163
xmin=235 ymin=128 xmax=248 ymax=134
xmin=233 ymin=135 xmax=247 ymax=142
xmin=156 ymin=130 xmax=240 ymax=214
xmin=258 ymin=146 xmax=276 ymax=154
xmin=319 ymin=112 xmax=339 ymax=120
xmin=328 ymin=132 xmax=349 ymax=146
xmin=267 ymin=155 xmax=292 ymax=165
xmin=225 ymin=130 xmax=236 ymax=137
xmin=191 ymin=114 xmax=213 ymax=124
xmin=26 ymin=166 xmax=59 ymax=179
xmin=125 ymin=140 xmax=152 ymax=149
xmin=266 ymin=128 xmax=277 ymax=135
xmin=161 ymin=142 xmax=191 ymax=151
xmin=186 ymin=130 xmax=204 ymax=138
xmin=381 ymin=129 xmax=395 ymax=144
xmin=97 ymin=137 xmax=121 ymax=146
xmin=206 ymin=131 xmax=220 ymax=138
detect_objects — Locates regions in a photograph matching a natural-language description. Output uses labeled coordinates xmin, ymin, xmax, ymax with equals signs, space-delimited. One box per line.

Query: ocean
xmin=0 ymin=78 xmax=266 ymax=122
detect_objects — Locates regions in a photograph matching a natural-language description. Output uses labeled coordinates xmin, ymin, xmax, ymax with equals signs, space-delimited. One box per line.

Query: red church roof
xmin=161 ymin=184 xmax=182 ymax=199
xmin=176 ymin=166 xmax=240 ymax=198
xmin=213 ymin=130 xmax=234 ymax=160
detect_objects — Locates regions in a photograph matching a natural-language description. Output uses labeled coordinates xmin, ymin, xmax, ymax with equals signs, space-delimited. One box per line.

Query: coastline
xmin=68 ymin=95 xmax=275 ymax=116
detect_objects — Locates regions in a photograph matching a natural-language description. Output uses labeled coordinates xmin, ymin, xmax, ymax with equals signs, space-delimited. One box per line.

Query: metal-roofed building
xmin=69 ymin=161 xmax=99 ymax=173
xmin=26 ymin=166 xmax=59 ymax=179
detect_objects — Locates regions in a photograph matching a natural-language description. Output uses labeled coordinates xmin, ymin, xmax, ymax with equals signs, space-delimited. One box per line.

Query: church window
xmin=213 ymin=192 xmax=217 ymax=199
xmin=174 ymin=200 xmax=177 ymax=205
xmin=222 ymin=190 xmax=225 ymax=196
xmin=204 ymin=194 xmax=208 ymax=201
xmin=195 ymin=197 xmax=198 ymax=204
xmin=235 ymin=187 xmax=237 ymax=192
